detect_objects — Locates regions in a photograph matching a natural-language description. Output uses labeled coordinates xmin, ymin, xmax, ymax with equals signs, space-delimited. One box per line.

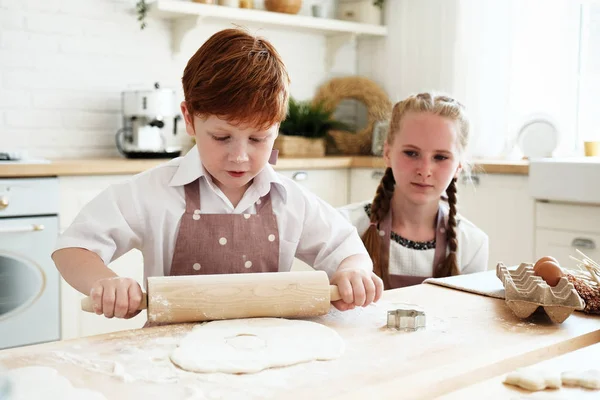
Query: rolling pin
xmin=81 ymin=271 xmax=342 ymax=324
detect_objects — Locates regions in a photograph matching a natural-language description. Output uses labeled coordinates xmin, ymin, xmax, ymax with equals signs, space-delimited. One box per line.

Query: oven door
xmin=0 ymin=216 xmax=60 ymax=349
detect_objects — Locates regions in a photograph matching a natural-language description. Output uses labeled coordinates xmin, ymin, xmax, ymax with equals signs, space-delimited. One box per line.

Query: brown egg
xmin=534 ymin=256 xmax=559 ymax=271
xmin=533 ymin=260 xmax=564 ymax=286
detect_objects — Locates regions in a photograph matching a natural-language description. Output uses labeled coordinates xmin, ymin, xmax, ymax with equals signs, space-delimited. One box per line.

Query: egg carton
xmin=496 ymin=262 xmax=585 ymax=323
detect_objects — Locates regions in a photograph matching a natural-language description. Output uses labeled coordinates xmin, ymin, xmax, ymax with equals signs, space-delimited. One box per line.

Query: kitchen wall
xmin=0 ymin=0 xmax=355 ymax=159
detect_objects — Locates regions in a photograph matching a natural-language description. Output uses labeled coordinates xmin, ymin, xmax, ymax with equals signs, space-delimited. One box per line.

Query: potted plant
xmin=275 ymin=97 xmax=349 ymax=157
xmin=136 ymin=0 xmax=148 ymax=30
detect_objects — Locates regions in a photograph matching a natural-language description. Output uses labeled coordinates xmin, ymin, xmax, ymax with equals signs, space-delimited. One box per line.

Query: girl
xmin=340 ymin=93 xmax=489 ymax=289
xmin=52 ymin=29 xmax=383 ymax=321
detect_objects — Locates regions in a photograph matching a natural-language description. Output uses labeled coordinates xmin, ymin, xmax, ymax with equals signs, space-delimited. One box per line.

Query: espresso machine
xmin=116 ymin=82 xmax=182 ymax=159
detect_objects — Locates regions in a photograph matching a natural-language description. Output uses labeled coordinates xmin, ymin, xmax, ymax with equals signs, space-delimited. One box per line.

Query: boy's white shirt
xmin=338 ymin=200 xmax=489 ymax=277
xmin=55 ymin=146 xmax=367 ymax=280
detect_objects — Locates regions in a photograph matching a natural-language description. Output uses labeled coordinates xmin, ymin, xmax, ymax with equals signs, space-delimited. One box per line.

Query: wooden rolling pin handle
xmin=81 ymin=285 xmax=341 ymax=313
xmin=329 ymin=285 xmax=341 ymax=302
xmin=81 ymin=293 xmax=148 ymax=313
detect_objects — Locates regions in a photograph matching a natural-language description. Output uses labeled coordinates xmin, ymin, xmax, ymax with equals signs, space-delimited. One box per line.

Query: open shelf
xmin=149 ymin=1 xmax=388 ymax=38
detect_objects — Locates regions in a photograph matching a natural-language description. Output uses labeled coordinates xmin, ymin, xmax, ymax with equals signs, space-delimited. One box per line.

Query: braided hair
xmin=361 ymin=167 xmax=395 ymax=289
xmin=361 ymin=93 xmax=470 ymax=287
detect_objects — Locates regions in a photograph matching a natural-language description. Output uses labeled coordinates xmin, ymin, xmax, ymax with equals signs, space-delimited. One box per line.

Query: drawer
xmin=0 ymin=178 xmax=59 ymax=217
xmin=535 ymin=228 xmax=600 ymax=268
xmin=536 ymin=202 xmax=600 ymax=234
xmin=349 ymin=168 xmax=385 ymax=203
xmin=278 ymin=169 xmax=349 ymax=207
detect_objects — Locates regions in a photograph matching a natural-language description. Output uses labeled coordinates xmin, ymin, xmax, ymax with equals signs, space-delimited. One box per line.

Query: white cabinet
xmin=58 ymin=176 xmax=146 ymax=340
xmin=349 ymin=168 xmax=386 ymax=203
xmin=278 ymin=169 xmax=349 ymax=207
xmin=454 ymin=173 xmax=535 ymax=270
xmin=534 ymin=202 xmax=600 ymax=267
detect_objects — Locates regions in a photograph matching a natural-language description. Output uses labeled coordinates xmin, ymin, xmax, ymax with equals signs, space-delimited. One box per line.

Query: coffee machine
xmin=116 ymin=82 xmax=182 ymax=159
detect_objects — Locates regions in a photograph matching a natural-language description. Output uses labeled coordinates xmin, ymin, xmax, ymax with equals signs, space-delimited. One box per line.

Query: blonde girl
xmin=340 ymin=92 xmax=489 ymax=289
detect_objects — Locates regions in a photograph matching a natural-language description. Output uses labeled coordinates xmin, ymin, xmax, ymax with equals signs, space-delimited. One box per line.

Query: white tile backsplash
xmin=0 ymin=0 xmax=346 ymax=158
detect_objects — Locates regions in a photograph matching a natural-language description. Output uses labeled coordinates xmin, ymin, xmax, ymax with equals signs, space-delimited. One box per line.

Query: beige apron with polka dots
xmin=379 ymin=205 xmax=448 ymax=289
xmin=144 ymin=178 xmax=279 ymax=327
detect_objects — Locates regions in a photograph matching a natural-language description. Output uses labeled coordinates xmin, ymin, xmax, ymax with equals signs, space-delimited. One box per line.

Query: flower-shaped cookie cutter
xmin=387 ymin=308 xmax=426 ymax=331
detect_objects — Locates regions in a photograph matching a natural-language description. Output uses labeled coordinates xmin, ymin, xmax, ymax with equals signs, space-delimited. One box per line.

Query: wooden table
xmin=440 ymin=342 xmax=600 ymax=399
xmin=1 ymin=284 xmax=598 ymax=400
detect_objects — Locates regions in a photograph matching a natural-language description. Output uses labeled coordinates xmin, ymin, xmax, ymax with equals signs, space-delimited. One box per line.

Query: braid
xmin=362 ymin=167 xmax=395 ymax=289
xmin=437 ymin=178 xmax=459 ymax=277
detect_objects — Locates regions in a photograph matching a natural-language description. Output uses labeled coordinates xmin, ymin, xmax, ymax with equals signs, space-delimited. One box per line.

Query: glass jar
xmin=371 ymin=120 xmax=389 ymax=156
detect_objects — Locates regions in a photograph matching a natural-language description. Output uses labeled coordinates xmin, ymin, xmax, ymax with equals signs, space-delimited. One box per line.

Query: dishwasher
xmin=0 ymin=178 xmax=60 ymax=349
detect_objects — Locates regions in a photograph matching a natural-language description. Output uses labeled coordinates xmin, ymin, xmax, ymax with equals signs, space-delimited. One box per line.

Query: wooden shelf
xmin=148 ymin=1 xmax=388 ymax=39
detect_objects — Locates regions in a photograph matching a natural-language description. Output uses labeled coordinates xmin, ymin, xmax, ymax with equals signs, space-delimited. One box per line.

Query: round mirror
xmin=332 ymin=99 xmax=369 ymax=133
xmin=313 ymin=76 xmax=391 ymax=155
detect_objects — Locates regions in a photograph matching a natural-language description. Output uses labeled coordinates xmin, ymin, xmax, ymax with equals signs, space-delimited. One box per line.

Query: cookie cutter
xmin=387 ymin=308 xmax=426 ymax=331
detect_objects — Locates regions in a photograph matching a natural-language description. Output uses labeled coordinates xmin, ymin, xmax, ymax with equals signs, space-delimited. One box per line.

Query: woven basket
xmin=274 ymin=135 xmax=325 ymax=157
xmin=265 ymin=0 xmax=302 ymax=14
xmin=313 ymin=76 xmax=391 ymax=155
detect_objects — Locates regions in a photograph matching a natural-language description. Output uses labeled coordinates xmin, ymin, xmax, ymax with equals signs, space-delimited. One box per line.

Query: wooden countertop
xmin=0 ymin=284 xmax=597 ymax=399
xmin=441 ymin=342 xmax=600 ymax=399
xmin=0 ymin=156 xmax=529 ymax=178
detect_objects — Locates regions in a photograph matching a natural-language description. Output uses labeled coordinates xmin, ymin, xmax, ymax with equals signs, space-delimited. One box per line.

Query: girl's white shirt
xmin=338 ymin=200 xmax=489 ymax=277
xmin=55 ymin=147 xmax=368 ymax=279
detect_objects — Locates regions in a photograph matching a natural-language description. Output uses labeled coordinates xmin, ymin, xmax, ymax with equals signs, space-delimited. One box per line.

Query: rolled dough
xmin=561 ymin=369 xmax=600 ymax=389
xmin=504 ymin=368 xmax=561 ymax=391
xmin=5 ymin=366 xmax=106 ymax=400
xmin=170 ymin=318 xmax=345 ymax=374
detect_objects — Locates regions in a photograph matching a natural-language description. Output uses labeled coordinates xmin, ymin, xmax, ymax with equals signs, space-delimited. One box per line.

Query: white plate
xmin=517 ymin=117 xmax=559 ymax=158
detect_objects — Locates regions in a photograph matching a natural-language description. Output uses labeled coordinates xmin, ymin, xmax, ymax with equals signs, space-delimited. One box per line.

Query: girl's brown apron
xmin=378 ymin=206 xmax=449 ymax=288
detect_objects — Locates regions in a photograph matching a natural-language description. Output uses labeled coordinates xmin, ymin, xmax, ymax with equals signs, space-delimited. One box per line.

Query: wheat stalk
xmin=568 ymin=250 xmax=600 ymax=287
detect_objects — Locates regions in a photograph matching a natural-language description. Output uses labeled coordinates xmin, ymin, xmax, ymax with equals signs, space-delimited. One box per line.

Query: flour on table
xmin=4 ymin=366 xmax=106 ymax=400
xmin=561 ymin=369 xmax=600 ymax=390
xmin=504 ymin=367 xmax=562 ymax=391
xmin=170 ymin=318 xmax=344 ymax=374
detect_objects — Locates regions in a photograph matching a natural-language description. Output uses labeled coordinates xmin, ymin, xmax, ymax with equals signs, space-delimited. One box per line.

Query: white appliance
xmin=0 ymin=178 xmax=60 ymax=349
xmin=116 ymin=82 xmax=182 ymax=159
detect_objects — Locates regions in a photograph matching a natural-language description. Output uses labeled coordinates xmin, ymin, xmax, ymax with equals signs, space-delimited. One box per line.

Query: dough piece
xmin=561 ymin=369 xmax=600 ymax=389
xmin=504 ymin=368 xmax=562 ymax=391
xmin=170 ymin=318 xmax=344 ymax=374
xmin=5 ymin=366 xmax=107 ymax=400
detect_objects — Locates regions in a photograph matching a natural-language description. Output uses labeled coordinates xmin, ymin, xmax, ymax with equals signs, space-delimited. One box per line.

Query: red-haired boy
xmin=53 ymin=29 xmax=383 ymax=323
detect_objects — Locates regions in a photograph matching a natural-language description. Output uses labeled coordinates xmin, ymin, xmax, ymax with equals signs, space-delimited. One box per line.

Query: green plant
xmin=279 ymin=98 xmax=350 ymax=139
xmin=136 ymin=0 xmax=148 ymax=30
xmin=373 ymin=0 xmax=384 ymax=8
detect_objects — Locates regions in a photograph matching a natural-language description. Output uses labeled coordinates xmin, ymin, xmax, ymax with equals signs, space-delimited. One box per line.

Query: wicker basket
xmin=264 ymin=0 xmax=302 ymax=14
xmin=274 ymin=135 xmax=325 ymax=157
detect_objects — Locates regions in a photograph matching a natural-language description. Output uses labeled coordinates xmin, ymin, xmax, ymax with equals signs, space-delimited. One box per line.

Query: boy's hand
xmin=330 ymin=267 xmax=384 ymax=311
xmin=89 ymin=277 xmax=143 ymax=319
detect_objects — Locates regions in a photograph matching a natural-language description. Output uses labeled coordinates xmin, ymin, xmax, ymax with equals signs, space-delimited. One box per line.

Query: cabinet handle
xmin=571 ymin=237 xmax=596 ymax=250
xmin=371 ymin=171 xmax=385 ymax=180
xmin=0 ymin=196 xmax=8 ymax=209
xmin=292 ymin=171 xmax=308 ymax=181
xmin=0 ymin=224 xmax=45 ymax=234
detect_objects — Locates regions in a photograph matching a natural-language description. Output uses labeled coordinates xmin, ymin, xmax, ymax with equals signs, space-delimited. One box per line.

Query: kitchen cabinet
xmin=534 ymin=202 xmax=600 ymax=267
xmin=278 ymin=169 xmax=349 ymax=207
xmin=349 ymin=168 xmax=385 ymax=203
xmin=457 ymin=173 xmax=534 ymax=270
xmin=58 ymin=176 xmax=146 ymax=340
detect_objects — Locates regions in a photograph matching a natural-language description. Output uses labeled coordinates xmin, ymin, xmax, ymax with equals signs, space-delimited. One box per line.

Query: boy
xmin=52 ymin=28 xmax=383 ymax=322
